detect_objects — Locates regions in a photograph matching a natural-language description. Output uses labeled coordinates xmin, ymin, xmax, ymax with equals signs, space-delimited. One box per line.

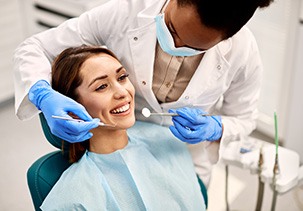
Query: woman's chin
xmin=112 ymin=117 xmax=135 ymax=130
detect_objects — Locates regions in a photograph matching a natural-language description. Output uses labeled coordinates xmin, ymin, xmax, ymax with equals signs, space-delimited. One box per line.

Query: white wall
xmin=284 ymin=24 xmax=303 ymax=163
xmin=247 ymin=0 xmax=299 ymax=137
xmin=247 ymin=0 xmax=303 ymax=162
xmin=0 ymin=0 xmax=24 ymax=103
xmin=0 ymin=0 xmax=35 ymax=104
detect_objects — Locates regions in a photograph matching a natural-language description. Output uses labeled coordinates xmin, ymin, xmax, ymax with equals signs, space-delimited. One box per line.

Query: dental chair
xmin=27 ymin=114 xmax=208 ymax=210
xmin=27 ymin=114 xmax=71 ymax=210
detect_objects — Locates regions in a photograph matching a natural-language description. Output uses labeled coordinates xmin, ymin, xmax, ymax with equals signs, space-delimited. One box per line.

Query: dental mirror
xmin=142 ymin=108 xmax=178 ymax=117
xmin=141 ymin=107 xmax=213 ymax=118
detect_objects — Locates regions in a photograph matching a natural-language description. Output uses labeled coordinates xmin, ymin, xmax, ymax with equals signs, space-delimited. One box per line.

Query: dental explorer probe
xmin=51 ymin=115 xmax=116 ymax=127
xmin=141 ymin=107 xmax=213 ymax=118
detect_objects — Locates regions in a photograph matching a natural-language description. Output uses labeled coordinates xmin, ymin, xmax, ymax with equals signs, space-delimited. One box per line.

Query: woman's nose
xmin=113 ymin=84 xmax=128 ymax=99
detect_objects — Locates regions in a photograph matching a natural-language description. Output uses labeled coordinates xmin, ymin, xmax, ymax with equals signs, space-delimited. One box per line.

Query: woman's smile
xmin=110 ymin=102 xmax=131 ymax=115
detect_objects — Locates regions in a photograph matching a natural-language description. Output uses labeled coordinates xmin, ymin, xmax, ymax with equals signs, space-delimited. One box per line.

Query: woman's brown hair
xmin=51 ymin=45 xmax=119 ymax=163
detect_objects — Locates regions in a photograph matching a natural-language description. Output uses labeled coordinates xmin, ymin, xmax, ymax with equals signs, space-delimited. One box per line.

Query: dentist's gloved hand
xmin=169 ymin=107 xmax=223 ymax=144
xmin=28 ymin=80 xmax=100 ymax=143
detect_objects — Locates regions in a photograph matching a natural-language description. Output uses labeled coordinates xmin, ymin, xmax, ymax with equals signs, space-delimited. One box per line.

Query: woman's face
xmin=76 ymin=53 xmax=135 ymax=129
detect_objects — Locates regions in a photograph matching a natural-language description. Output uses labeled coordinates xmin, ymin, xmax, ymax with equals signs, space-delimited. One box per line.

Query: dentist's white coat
xmin=14 ymin=0 xmax=262 ymax=186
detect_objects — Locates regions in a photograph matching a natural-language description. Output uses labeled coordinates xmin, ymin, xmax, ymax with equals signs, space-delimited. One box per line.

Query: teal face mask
xmin=155 ymin=13 xmax=205 ymax=57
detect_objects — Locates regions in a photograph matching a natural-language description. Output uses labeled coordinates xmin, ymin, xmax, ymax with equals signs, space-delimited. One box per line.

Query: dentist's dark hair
xmin=51 ymin=45 xmax=119 ymax=163
xmin=176 ymin=0 xmax=274 ymax=39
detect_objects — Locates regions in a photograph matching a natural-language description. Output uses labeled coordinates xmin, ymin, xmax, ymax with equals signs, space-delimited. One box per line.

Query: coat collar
xmin=136 ymin=0 xmax=167 ymax=27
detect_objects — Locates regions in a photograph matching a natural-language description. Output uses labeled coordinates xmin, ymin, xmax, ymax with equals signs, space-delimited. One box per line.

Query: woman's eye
xmin=96 ymin=84 xmax=108 ymax=91
xmin=118 ymin=73 xmax=129 ymax=81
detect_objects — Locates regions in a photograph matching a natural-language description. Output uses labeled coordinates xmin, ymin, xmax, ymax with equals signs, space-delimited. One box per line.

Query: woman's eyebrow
xmin=88 ymin=66 xmax=124 ymax=87
xmin=88 ymin=75 xmax=108 ymax=87
xmin=116 ymin=66 xmax=124 ymax=73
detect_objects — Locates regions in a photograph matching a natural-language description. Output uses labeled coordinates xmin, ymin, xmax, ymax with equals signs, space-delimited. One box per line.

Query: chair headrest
xmin=39 ymin=113 xmax=70 ymax=151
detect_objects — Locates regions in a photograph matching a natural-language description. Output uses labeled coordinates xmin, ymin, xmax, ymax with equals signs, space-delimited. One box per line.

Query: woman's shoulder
xmin=40 ymin=154 xmax=119 ymax=210
xmin=48 ymin=154 xmax=97 ymax=189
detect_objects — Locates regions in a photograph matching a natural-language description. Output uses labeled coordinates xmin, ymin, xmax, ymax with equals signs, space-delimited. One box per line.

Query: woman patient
xmin=41 ymin=45 xmax=205 ymax=210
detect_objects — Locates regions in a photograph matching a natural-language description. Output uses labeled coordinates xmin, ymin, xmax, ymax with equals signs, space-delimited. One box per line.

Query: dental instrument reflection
xmin=51 ymin=115 xmax=116 ymax=127
xmin=141 ymin=107 xmax=213 ymax=118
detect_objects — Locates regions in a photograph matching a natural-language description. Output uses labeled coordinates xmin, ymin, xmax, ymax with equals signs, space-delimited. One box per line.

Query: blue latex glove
xmin=169 ymin=107 xmax=223 ymax=144
xmin=28 ymin=80 xmax=100 ymax=143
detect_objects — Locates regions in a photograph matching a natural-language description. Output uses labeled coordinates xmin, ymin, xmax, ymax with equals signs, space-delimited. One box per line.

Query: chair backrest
xmin=27 ymin=151 xmax=71 ymax=211
xmin=27 ymin=113 xmax=71 ymax=210
xmin=27 ymin=113 xmax=208 ymax=210
xmin=38 ymin=113 xmax=68 ymax=149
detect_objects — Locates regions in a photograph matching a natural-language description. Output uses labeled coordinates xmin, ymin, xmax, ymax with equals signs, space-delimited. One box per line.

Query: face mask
xmin=155 ymin=13 xmax=206 ymax=57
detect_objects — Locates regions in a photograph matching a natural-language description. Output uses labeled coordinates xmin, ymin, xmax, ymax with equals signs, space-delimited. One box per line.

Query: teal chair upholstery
xmin=27 ymin=151 xmax=71 ymax=210
xmin=27 ymin=114 xmax=71 ymax=211
xmin=27 ymin=113 xmax=208 ymax=210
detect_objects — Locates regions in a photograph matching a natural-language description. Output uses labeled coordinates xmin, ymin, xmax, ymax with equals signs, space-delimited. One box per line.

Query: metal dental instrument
xmin=51 ymin=115 xmax=116 ymax=127
xmin=141 ymin=107 xmax=213 ymax=118
xmin=255 ymin=145 xmax=264 ymax=211
xmin=142 ymin=108 xmax=178 ymax=117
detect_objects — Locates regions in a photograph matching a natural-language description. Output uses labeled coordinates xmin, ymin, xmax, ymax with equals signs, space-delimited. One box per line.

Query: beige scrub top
xmin=152 ymin=42 xmax=204 ymax=103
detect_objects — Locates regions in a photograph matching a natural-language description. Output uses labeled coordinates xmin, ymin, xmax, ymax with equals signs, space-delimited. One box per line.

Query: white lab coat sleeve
xmin=215 ymin=28 xmax=263 ymax=161
xmin=13 ymin=0 xmax=122 ymax=120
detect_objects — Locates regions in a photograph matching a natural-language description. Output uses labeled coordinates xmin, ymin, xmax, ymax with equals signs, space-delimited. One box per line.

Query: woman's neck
xmin=88 ymin=128 xmax=129 ymax=154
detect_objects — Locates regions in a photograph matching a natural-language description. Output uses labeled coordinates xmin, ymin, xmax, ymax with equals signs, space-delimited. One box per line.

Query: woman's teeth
xmin=111 ymin=104 xmax=130 ymax=114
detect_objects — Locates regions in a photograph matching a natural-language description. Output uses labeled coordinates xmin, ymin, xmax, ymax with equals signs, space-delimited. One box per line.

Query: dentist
xmin=14 ymin=0 xmax=273 ymax=186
